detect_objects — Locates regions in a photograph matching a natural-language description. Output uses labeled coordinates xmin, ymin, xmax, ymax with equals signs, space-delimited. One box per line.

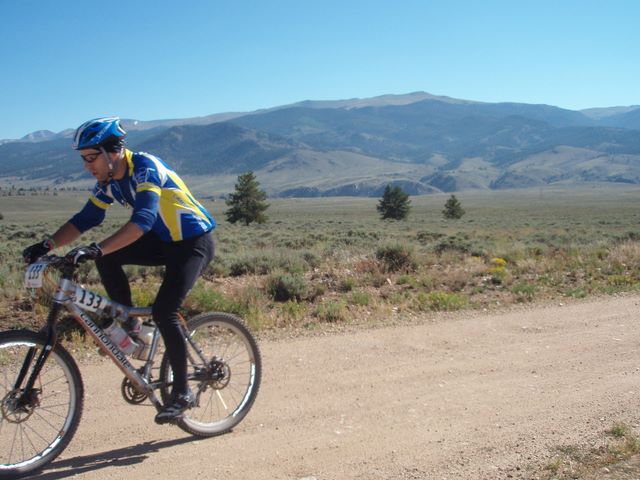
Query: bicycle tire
xmin=0 ymin=329 xmax=84 ymax=479
xmin=159 ymin=312 xmax=261 ymax=437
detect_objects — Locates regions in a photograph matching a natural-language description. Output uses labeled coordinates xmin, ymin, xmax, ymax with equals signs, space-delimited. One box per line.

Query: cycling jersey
xmin=70 ymin=149 xmax=215 ymax=242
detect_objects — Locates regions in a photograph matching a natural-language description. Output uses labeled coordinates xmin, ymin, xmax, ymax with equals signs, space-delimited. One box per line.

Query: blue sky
xmin=1 ymin=0 xmax=638 ymax=139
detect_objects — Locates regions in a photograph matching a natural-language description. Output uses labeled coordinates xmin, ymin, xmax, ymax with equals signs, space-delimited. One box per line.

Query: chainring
xmin=120 ymin=377 xmax=148 ymax=404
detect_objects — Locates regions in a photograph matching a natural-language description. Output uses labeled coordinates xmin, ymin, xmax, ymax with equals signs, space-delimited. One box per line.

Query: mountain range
xmin=2 ymin=92 xmax=639 ymax=197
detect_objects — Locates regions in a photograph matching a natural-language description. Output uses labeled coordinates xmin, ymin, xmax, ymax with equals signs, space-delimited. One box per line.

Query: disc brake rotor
xmin=1 ymin=389 xmax=39 ymax=423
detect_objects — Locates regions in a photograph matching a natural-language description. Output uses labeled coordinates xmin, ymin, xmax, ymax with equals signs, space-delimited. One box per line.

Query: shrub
xmin=301 ymin=251 xmax=321 ymax=269
xmin=416 ymin=231 xmax=445 ymax=243
xmin=491 ymin=257 xmax=507 ymax=267
xmin=511 ymin=283 xmax=538 ymax=302
xmin=339 ymin=277 xmax=357 ymax=292
xmin=314 ymin=300 xmax=349 ymax=322
xmin=278 ymin=300 xmax=308 ymax=323
xmin=607 ymin=274 xmax=635 ymax=286
xmin=350 ymin=290 xmax=371 ymax=306
xmin=413 ymin=291 xmax=468 ymax=311
xmin=434 ymin=235 xmax=473 ymax=254
xmin=266 ymin=273 xmax=308 ymax=302
xmin=488 ymin=266 xmax=507 ymax=284
xmin=375 ymin=244 xmax=417 ymax=273
xmin=608 ymin=241 xmax=640 ymax=271
xmin=396 ymin=275 xmax=419 ymax=288
xmin=185 ymin=286 xmax=250 ymax=317
xmin=228 ymin=253 xmax=306 ymax=277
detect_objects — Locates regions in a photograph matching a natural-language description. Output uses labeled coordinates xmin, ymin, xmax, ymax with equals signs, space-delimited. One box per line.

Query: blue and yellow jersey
xmin=70 ymin=150 xmax=215 ymax=242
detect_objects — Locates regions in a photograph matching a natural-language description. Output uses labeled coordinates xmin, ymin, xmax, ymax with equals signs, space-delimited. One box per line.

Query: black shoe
xmin=154 ymin=390 xmax=196 ymax=425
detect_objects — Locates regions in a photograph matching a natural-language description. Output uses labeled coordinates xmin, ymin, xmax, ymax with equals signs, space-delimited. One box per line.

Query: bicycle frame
xmin=21 ymin=274 xmax=165 ymax=410
xmin=19 ymin=255 xmax=218 ymax=416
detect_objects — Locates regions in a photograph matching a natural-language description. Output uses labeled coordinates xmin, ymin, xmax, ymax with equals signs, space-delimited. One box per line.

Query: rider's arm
xmin=68 ymin=184 xmax=113 ymax=234
xmin=97 ymin=221 xmax=145 ymax=255
xmin=97 ymin=189 xmax=160 ymax=255
xmin=50 ymin=222 xmax=82 ymax=249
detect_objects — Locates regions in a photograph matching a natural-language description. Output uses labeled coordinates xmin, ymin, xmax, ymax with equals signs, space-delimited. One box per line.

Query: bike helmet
xmin=72 ymin=117 xmax=126 ymax=151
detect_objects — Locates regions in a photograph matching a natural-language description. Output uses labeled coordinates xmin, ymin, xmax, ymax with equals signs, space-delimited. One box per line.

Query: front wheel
xmin=0 ymin=330 xmax=84 ymax=479
xmin=159 ymin=312 xmax=261 ymax=437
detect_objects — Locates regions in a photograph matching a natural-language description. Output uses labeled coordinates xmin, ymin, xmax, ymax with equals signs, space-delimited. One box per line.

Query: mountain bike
xmin=0 ymin=254 xmax=262 ymax=479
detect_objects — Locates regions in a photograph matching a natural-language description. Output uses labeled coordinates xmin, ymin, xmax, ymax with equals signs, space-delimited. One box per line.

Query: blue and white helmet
xmin=72 ymin=117 xmax=126 ymax=150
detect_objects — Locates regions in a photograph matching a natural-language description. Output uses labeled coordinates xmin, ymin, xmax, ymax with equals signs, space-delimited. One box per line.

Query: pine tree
xmin=377 ymin=184 xmax=411 ymax=220
xmin=442 ymin=194 xmax=465 ymax=219
xmin=225 ymin=171 xmax=269 ymax=225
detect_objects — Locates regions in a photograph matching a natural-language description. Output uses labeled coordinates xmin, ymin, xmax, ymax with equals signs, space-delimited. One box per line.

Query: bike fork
xmin=15 ymin=303 xmax=61 ymax=404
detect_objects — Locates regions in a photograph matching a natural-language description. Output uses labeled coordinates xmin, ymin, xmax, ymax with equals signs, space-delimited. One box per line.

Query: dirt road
xmin=35 ymin=295 xmax=640 ymax=479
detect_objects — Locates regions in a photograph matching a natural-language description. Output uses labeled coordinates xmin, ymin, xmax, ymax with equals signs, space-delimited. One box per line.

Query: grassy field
xmin=3 ymin=184 xmax=640 ymax=478
xmin=1 ymin=184 xmax=640 ymax=333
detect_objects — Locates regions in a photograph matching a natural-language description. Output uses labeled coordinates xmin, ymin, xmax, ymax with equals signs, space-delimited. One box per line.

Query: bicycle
xmin=0 ymin=254 xmax=262 ymax=479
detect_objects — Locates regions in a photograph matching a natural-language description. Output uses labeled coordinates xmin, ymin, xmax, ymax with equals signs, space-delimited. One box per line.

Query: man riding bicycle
xmin=22 ymin=117 xmax=215 ymax=424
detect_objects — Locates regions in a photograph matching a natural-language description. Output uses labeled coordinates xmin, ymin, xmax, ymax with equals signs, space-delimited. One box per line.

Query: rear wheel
xmin=0 ymin=330 xmax=83 ymax=479
xmin=159 ymin=312 xmax=261 ymax=437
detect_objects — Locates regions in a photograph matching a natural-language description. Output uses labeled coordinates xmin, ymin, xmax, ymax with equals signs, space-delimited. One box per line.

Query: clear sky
xmin=1 ymin=0 xmax=638 ymax=140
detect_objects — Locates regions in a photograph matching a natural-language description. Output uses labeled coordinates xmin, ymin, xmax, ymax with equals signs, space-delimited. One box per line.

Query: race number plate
xmin=25 ymin=262 xmax=46 ymax=288
xmin=74 ymin=286 xmax=106 ymax=312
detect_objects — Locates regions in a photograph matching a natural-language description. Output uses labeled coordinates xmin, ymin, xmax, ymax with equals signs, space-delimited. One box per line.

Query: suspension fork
xmin=15 ymin=303 xmax=61 ymax=403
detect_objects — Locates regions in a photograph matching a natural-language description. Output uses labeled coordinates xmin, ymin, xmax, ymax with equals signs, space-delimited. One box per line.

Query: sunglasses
xmin=80 ymin=151 xmax=102 ymax=163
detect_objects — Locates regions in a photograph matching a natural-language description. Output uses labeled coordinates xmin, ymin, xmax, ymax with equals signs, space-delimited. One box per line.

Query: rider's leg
xmin=153 ymin=232 xmax=214 ymax=421
xmin=95 ymin=232 xmax=165 ymax=306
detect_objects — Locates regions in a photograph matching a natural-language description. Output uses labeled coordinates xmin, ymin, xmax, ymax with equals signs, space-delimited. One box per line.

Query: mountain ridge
xmin=2 ymin=92 xmax=640 ymax=197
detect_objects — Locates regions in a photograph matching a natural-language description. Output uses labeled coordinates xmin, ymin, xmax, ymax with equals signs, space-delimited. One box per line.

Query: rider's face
xmin=80 ymin=149 xmax=110 ymax=182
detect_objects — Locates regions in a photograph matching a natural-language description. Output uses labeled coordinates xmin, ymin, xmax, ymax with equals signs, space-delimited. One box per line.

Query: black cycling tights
xmin=96 ymin=231 xmax=214 ymax=396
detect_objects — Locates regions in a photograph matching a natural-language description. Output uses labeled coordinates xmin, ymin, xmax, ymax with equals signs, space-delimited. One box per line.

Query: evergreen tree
xmin=377 ymin=184 xmax=411 ymax=220
xmin=225 ymin=171 xmax=269 ymax=225
xmin=442 ymin=194 xmax=465 ymax=219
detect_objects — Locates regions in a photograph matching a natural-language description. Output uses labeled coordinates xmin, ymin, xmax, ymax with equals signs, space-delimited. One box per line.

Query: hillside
xmin=1 ymin=92 xmax=639 ymax=196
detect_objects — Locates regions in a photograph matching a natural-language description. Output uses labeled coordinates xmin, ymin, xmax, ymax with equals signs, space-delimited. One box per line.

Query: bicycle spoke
xmin=215 ymin=390 xmax=229 ymax=411
xmin=39 ymin=373 xmax=68 ymax=389
xmin=20 ymin=423 xmax=39 ymax=461
xmin=38 ymin=403 xmax=70 ymax=415
xmin=32 ymin=409 xmax=66 ymax=432
xmin=8 ymin=420 xmax=19 ymax=465
xmin=22 ymin=418 xmax=56 ymax=445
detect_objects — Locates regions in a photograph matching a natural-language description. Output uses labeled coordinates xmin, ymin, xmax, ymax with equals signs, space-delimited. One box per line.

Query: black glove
xmin=23 ymin=239 xmax=53 ymax=264
xmin=66 ymin=243 xmax=103 ymax=265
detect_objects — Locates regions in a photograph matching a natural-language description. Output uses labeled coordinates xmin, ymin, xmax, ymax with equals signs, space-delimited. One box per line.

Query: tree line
xmin=225 ymin=171 xmax=465 ymax=226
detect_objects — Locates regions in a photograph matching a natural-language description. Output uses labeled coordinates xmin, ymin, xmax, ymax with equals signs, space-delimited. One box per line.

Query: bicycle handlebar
xmin=30 ymin=254 xmax=80 ymax=276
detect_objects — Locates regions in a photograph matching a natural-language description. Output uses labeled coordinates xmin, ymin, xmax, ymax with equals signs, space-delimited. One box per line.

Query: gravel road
xmin=33 ymin=295 xmax=640 ymax=480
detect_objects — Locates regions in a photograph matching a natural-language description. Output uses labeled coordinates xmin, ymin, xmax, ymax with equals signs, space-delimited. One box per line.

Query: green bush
xmin=228 ymin=255 xmax=276 ymax=276
xmin=375 ymin=244 xmax=417 ymax=273
xmin=301 ymin=251 xmax=321 ymax=269
xmin=185 ymin=286 xmax=249 ymax=317
xmin=434 ymin=235 xmax=473 ymax=254
xmin=511 ymin=283 xmax=538 ymax=302
xmin=314 ymin=300 xmax=349 ymax=322
xmin=413 ymin=291 xmax=468 ymax=311
xmin=416 ymin=231 xmax=445 ymax=243
xmin=266 ymin=273 xmax=308 ymax=302
xmin=228 ymin=253 xmax=306 ymax=277
xmin=278 ymin=300 xmax=308 ymax=323
xmin=350 ymin=290 xmax=371 ymax=306
xmin=339 ymin=277 xmax=357 ymax=292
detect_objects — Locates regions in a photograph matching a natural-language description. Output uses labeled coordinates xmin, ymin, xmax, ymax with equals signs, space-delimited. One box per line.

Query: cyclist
xmin=22 ymin=117 xmax=216 ymax=424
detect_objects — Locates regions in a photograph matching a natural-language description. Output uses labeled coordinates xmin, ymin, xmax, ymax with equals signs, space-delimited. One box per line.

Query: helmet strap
xmin=100 ymin=146 xmax=115 ymax=179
